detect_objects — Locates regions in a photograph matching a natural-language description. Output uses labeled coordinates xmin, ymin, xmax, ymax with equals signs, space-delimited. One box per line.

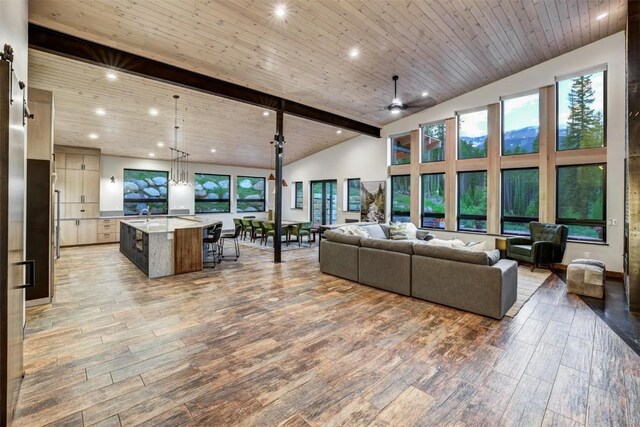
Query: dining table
xmin=260 ymin=220 xmax=316 ymax=244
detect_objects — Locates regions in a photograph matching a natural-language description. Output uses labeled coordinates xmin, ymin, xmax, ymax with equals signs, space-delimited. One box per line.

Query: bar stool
xmin=203 ymin=224 xmax=222 ymax=268
xmin=221 ymin=224 xmax=242 ymax=260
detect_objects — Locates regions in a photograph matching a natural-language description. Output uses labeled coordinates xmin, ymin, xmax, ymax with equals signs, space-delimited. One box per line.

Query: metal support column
xmin=273 ymin=106 xmax=284 ymax=263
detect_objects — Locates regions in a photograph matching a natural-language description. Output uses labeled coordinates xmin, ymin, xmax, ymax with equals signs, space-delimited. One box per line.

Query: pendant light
xmin=169 ymin=95 xmax=191 ymax=186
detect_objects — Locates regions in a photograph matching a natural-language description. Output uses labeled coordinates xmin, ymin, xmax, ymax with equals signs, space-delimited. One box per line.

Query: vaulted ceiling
xmin=28 ymin=0 xmax=626 ymax=166
xmin=28 ymin=50 xmax=358 ymax=168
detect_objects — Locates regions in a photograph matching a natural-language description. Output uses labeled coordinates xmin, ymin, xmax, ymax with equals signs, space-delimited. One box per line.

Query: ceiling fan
xmin=385 ymin=75 xmax=435 ymax=115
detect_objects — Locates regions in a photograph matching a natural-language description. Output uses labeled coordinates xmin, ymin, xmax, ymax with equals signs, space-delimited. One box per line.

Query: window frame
xmin=500 ymin=90 xmax=540 ymax=157
xmin=346 ymin=178 xmax=361 ymax=212
xmin=456 ymin=107 xmax=489 ymax=160
xmin=193 ymin=173 xmax=231 ymax=214
xmin=236 ymin=175 xmax=267 ymax=213
xmin=390 ymin=132 xmax=412 ymax=166
xmin=457 ymin=170 xmax=488 ymax=233
xmin=500 ymin=167 xmax=539 ymax=235
xmin=420 ymin=120 xmax=446 ymax=163
xmin=122 ymin=168 xmax=169 ymax=216
xmin=555 ymin=68 xmax=607 ymax=152
xmin=555 ymin=163 xmax=607 ymax=242
xmin=390 ymin=174 xmax=411 ymax=223
xmin=294 ymin=181 xmax=303 ymax=209
xmin=420 ymin=173 xmax=445 ymax=229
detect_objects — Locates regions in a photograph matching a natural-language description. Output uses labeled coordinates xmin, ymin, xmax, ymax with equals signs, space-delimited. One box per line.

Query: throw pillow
xmin=426 ymin=238 xmax=466 ymax=248
xmin=389 ymin=222 xmax=409 ymax=240
xmin=406 ymin=222 xmax=418 ymax=239
xmin=466 ymin=241 xmax=486 ymax=252
xmin=342 ymin=225 xmax=369 ymax=237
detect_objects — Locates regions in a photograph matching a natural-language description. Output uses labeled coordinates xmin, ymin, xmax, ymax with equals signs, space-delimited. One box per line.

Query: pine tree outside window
xmin=556 ymin=69 xmax=606 ymax=151
xmin=421 ymin=121 xmax=446 ymax=162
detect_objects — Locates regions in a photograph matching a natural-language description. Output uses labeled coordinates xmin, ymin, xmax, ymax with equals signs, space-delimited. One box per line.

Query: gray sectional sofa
xmin=319 ymin=224 xmax=518 ymax=319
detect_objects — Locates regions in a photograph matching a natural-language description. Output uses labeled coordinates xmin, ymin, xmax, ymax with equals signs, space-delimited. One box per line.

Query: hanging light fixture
xmin=169 ymin=95 xmax=191 ymax=186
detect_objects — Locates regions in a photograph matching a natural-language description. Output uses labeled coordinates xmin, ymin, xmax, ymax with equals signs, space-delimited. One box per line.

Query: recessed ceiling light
xmin=349 ymin=48 xmax=359 ymax=58
xmin=88 ymin=133 xmax=98 ymax=140
xmin=149 ymin=108 xmax=159 ymax=116
xmin=336 ymin=130 xmax=342 ymax=134
xmin=275 ymin=4 xmax=286 ymax=18
xmin=106 ymin=72 xmax=117 ymax=80
xmin=263 ymin=111 xmax=270 ymax=117
xmin=95 ymin=108 xmax=106 ymax=116
xmin=149 ymin=152 xmax=155 ymax=157
xmin=421 ymin=91 xmax=429 ymax=97
xmin=210 ymin=148 xmax=216 ymax=153
xmin=596 ymin=12 xmax=608 ymax=20
xmin=157 ymin=142 xmax=164 ymax=147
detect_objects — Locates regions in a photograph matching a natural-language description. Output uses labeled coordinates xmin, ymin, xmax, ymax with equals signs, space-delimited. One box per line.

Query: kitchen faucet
xmin=139 ymin=207 xmax=150 ymax=222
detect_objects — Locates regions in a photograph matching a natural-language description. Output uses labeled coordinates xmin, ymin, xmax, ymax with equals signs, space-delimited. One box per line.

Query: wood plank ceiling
xmin=28 ymin=0 xmax=626 ymax=166
xmin=28 ymin=50 xmax=358 ymax=168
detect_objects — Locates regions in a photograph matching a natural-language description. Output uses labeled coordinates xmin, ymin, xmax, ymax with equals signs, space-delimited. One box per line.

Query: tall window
xmin=294 ymin=182 xmax=303 ymax=209
xmin=390 ymin=133 xmax=412 ymax=165
xmin=458 ymin=109 xmax=488 ymax=159
xmin=502 ymin=92 xmax=540 ymax=155
xmin=236 ymin=176 xmax=266 ymax=212
xmin=458 ymin=171 xmax=487 ymax=232
xmin=123 ymin=169 xmax=168 ymax=215
xmin=347 ymin=178 xmax=360 ymax=211
xmin=556 ymin=164 xmax=606 ymax=241
xmin=421 ymin=121 xmax=445 ymax=162
xmin=421 ymin=173 xmax=445 ymax=229
xmin=391 ymin=175 xmax=411 ymax=223
xmin=502 ymin=168 xmax=539 ymax=235
xmin=557 ymin=70 xmax=606 ymax=151
xmin=194 ymin=173 xmax=230 ymax=213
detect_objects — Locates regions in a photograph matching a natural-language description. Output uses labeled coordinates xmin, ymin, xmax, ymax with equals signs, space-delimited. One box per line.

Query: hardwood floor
xmin=13 ymin=243 xmax=640 ymax=426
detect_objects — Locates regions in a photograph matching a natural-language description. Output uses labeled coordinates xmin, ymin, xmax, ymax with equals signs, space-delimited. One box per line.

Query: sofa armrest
xmin=493 ymin=259 xmax=518 ymax=276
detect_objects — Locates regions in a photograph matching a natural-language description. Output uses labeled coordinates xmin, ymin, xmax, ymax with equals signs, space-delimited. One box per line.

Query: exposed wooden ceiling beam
xmin=28 ymin=23 xmax=381 ymax=138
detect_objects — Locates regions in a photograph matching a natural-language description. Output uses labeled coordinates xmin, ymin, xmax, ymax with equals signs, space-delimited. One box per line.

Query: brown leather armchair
xmin=506 ymin=222 xmax=568 ymax=271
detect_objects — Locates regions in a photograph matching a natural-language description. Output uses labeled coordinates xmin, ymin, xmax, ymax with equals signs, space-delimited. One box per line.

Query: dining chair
xmin=289 ymin=222 xmax=311 ymax=246
xmin=263 ymin=221 xmax=276 ymax=246
xmin=251 ymin=220 xmax=266 ymax=245
xmin=241 ymin=219 xmax=254 ymax=241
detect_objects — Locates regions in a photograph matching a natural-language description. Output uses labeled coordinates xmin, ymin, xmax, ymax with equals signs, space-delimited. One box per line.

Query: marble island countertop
xmin=120 ymin=216 xmax=222 ymax=234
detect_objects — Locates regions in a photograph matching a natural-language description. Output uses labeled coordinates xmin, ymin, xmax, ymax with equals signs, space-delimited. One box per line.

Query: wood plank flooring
xmin=13 ymin=243 xmax=640 ymax=426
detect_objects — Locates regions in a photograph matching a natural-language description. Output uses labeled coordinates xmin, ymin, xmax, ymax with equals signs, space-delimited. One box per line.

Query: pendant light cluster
xmin=168 ymin=95 xmax=192 ymax=186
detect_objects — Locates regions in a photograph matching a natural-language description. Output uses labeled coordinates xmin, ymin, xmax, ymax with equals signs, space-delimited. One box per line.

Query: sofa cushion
xmin=389 ymin=222 xmax=409 ymax=240
xmin=413 ymin=244 xmax=490 ymax=265
xmin=361 ymin=237 xmax=414 ymax=255
xmin=324 ymin=230 xmax=362 ymax=246
xmin=360 ymin=224 xmax=387 ymax=240
xmin=509 ymin=244 xmax=532 ymax=257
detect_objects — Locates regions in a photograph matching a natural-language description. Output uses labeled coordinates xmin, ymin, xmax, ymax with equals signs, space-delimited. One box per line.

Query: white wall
xmin=283 ymin=32 xmax=626 ymax=272
xmin=100 ymin=155 xmax=271 ymax=228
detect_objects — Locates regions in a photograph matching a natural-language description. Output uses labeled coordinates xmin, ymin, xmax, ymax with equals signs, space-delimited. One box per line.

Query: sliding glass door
xmin=310 ymin=180 xmax=337 ymax=226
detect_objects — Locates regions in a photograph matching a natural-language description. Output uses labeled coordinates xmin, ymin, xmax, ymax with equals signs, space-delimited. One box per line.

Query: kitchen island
xmin=120 ymin=216 xmax=222 ymax=278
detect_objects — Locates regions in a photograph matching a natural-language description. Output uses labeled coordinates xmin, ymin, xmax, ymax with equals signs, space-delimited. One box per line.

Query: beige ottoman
xmin=566 ymin=259 xmax=605 ymax=299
